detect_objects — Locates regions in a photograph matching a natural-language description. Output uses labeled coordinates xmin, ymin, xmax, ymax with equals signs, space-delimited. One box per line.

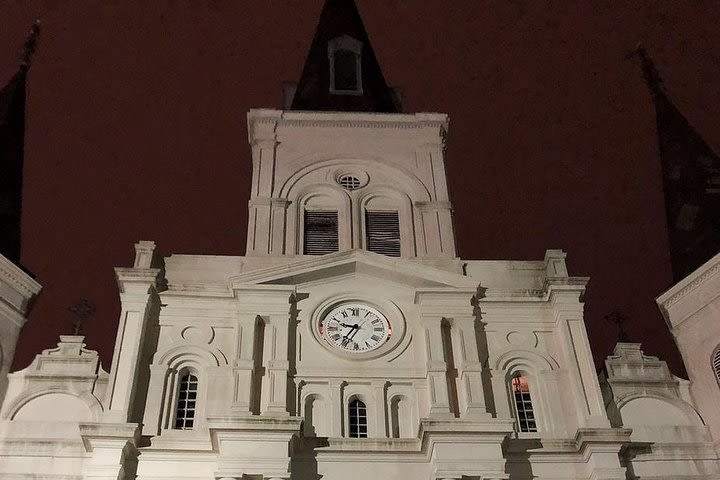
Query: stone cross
xmin=68 ymin=299 xmax=95 ymax=335
xmin=604 ymin=310 xmax=629 ymax=343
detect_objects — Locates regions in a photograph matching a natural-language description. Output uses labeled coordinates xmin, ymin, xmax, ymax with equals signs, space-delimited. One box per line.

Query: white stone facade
xmin=0 ymin=254 xmax=41 ymax=405
xmin=1 ymin=110 xmax=719 ymax=479
xmin=658 ymin=251 xmax=720 ymax=455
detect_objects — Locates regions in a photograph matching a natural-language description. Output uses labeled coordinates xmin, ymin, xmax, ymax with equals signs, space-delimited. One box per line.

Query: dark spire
xmin=633 ymin=46 xmax=720 ymax=280
xmin=290 ymin=0 xmax=400 ymax=113
xmin=0 ymin=21 xmax=41 ymax=264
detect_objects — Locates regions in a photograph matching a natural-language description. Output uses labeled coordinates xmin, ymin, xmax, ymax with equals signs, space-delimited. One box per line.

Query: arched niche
xmin=302 ymin=393 xmax=329 ymax=437
xmin=389 ymin=394 xmax=414 ymax=438
xmin=13 ymin=392 xmax=94 ymax=422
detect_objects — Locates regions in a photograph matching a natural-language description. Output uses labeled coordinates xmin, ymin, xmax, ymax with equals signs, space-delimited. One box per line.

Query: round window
xmin=338 ymin=174 xmax=362 ymax=190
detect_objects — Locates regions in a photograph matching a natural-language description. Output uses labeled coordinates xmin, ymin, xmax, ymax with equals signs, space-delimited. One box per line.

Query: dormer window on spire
xmin=328 ymin=35 xmax=362 ymax=95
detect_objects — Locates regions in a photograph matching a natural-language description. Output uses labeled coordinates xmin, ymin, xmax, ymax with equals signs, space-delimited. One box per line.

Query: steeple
xmin=290 ymin=0 xmax=400 ymax=113
xmin=634 ymin=46 xmax=720 ymax=281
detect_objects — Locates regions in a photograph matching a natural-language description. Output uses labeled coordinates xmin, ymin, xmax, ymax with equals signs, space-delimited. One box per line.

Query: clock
xmin=319 ymin=303 xmax=391 ymax=353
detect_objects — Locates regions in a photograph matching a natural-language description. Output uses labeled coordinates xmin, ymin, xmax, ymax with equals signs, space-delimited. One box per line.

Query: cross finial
xmin=20 ymin=20 xmax=41 ymax=71
xmin=68 ymin=299 xmax=95 ymax=335
xmin=603 ymin=310 xmax=629 ymax=343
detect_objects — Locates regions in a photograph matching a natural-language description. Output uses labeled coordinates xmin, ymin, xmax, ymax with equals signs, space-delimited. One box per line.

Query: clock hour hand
xmin=340 ymin=324 xmax=359 ymax=346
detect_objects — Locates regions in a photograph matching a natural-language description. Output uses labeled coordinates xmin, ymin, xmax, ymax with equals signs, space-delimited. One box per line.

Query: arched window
xmin=511 ymin=374 xmax=537 ymax=433
xmin=328 ymin=35 xmax=362 ymax=95
xmin=713 ymin=348 xmax=720 ymax=386
xmin=348 ymin=398 xmax=368 ymax=438
xmin=174 ymin=373 xmax=198 ymax=430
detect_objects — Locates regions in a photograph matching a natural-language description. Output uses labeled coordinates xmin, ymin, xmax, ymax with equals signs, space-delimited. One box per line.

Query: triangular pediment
xmin=229 ymin=250 xmax=476 ymax=290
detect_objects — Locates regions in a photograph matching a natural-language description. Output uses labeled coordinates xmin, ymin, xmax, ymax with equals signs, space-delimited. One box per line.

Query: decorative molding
xmin=0 ymin=254 xmax=42 ymax=311
xmin=657 ymin=253 xmax=720 ymax=310
xmin=247 ymin=109 xmax=449 ymax=138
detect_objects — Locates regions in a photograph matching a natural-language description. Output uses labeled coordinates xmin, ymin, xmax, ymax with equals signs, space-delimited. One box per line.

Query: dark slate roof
xmin=290 ymin=0 xmax=400 ymax=113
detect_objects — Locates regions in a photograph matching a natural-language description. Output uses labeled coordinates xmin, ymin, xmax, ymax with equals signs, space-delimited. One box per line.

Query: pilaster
xmin=246 ymin=110 xmax=282 ymax=257
xmin=420 ymin=314 xmax=454 ymax=419
xmin=105 ymin=241 xmax=161 ymax=423
xmin=0 ymin=254 xmax=41 ymax=407
xmin=260 ymin=313 xmax=290 ymax=416
xmin=452 ymin=315 xmax=490 ymax=419
xmin=235 ymin=286 xmax=294 ymax=417
xmin=551 ymin=282 xmax=609 ymax=428
xmin=231 ymin=313 xmax=259 ymax=415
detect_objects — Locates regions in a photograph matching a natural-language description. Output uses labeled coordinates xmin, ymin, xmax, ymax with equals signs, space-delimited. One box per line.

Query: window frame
xmin=173 ymin=371 xmax=199 ymax=430
xmin=509 ymin=372 xmax=538 ymax=434
xmin=328 ymin=35 xmax=363 ymax=96
xmin=347 ymin=396 xmax=369 ymax=439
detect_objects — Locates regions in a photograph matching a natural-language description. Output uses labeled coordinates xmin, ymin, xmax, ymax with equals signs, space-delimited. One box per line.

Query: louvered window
xmin=713 ymin=348 xmax=720 ymax=386
xmin=365 ymin=211 xmax=401 ymax=257
xmin=174 ymin=373 xmax=198 ymax=430
xmin=511 ymin=374 xmax=537 ymax=433
xmin=348 ymin=398 xmax=368 ymax=438
xmin=304 ymin=211 xmax=339 ymax=255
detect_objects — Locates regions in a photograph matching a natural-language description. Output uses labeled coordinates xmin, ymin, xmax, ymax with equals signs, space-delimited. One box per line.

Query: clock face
xmin=319 ymin=303 xmax=391 ymax=353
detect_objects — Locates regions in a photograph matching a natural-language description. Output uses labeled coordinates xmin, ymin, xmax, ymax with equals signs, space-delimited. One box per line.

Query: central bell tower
xmin=245 ymin=0 xmax=455 ymax=260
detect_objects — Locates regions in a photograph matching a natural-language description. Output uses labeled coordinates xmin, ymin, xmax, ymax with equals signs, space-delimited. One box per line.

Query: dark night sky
xmin=3 ymin=1 xmax=720 ymax=375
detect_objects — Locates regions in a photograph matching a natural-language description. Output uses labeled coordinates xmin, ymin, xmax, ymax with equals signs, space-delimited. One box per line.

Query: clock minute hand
xmin=340 ymin=324 xmax=359 ymax=346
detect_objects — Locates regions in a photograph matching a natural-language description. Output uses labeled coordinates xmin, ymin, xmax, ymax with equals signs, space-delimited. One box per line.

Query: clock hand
xmin=340 ymin=324 xmax=359 ymax=346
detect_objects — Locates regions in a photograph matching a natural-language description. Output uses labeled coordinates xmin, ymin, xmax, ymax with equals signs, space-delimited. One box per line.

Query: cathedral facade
xmin=1 ymin=1 xmax=720 ymax=479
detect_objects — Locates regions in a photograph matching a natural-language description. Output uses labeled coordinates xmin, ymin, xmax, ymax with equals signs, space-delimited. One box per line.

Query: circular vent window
xmin=338 ymin=174 xmax=362 ymax=190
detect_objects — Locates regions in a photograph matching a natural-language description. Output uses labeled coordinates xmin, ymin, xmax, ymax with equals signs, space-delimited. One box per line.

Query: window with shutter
xmin=713 ymin=348 xmax=720 ymax=387
xmin=304 ymin=211 xmax=339 ymax=255
xmin=365 ymin=211 xmax=400 ymax=257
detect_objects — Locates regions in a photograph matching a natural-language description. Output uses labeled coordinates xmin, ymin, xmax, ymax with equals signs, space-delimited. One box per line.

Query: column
xmin=421 ymin=315 xmax=454 ymax=419
xmin=105 ymin=241 xmax=161 ymax=423
xmin=452 ymin=315 xmax=489 ymax=419
xmin=260 ymin=314 xmax=290 ymax=416
xmin=231 ymin=314 xmax=258 ymax=415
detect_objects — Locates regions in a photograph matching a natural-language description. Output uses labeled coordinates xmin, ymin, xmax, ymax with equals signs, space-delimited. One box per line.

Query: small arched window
xmin=328 ymin=35 xmax=362 ymax=95
xmin=174 ymin=373 xmax=198 ymax=430
xmin=348 ymin=398 xmax=368 ymax=438
xmin=713 ymin=348 xmax=720 ymax=386
xmin=511 ymin=374 xmax=537 ymax=433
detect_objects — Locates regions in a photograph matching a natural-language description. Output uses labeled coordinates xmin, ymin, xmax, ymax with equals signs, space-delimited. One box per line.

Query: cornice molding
xmin=656 ymin=252 xmax=720 ymax=311
xmin=247 ymin=109 xmax=449 ymax=140
xmin=0 ymin=254 xmax=42 ymax=301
